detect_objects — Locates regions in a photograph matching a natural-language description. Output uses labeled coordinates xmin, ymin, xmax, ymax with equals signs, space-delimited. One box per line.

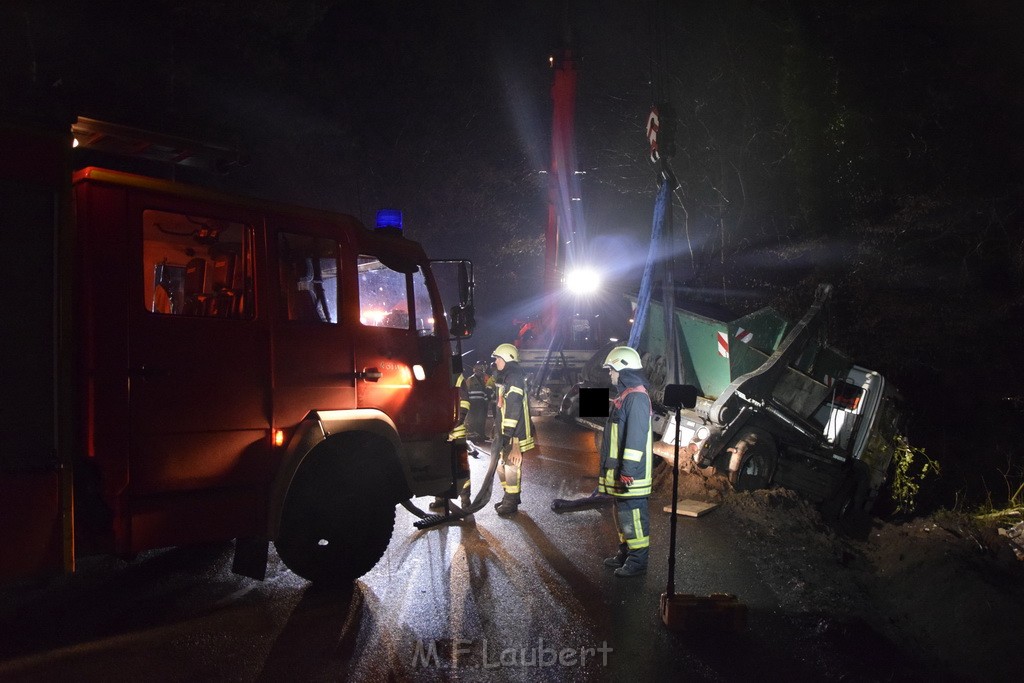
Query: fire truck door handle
xmin=359 ymin=368 xmax=382 ymax=382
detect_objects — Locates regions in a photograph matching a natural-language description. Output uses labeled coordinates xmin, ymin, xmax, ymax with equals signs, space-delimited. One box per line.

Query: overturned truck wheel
xmin=276 ymin=433 xmax=398 ymax=586
xmin=821 ymin=460 xmax=871 ymax=520
xmin=718 ymin=430 xmax=778 ymax=492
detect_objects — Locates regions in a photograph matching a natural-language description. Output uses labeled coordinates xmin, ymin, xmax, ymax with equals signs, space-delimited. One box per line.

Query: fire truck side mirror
xmin=458 ymin=261 xmax=473 ymax=304
xmin=451 ymin=353 xmax=464 ymax=375
xmin=449 ymin=260 xmax=475 ymax=338
xmin=449 ymin=303 xmax=475 ymax=339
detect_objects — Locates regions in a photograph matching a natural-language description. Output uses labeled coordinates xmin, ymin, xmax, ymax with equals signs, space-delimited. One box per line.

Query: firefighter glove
xmin=618 ymin=474 xmax=634 ymax=487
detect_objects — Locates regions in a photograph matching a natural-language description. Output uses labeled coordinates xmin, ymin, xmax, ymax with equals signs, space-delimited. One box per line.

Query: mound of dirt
xmin=853 ymin=512 xmax=1024 ymax=682
xmin=656 ymin=467 xmax=1024 ymax=682
xmin=652 ymin=458 xmax=731 ymax=502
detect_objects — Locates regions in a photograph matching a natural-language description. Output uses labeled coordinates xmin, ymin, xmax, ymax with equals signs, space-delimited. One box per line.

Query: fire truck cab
xmin=0 ymin=115 xmax=473 ymax=585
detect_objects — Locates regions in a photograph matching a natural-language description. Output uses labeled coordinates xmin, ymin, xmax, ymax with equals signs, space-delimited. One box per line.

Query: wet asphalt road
xmin=0 ymin=416 xmax=928 ymax=682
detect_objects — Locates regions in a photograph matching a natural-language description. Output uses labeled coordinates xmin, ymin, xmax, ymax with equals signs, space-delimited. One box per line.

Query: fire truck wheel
xmin=275 ymin=433 xmax=398 ymax=586
xmin=720 ymin=430 xmax=778 ymax=492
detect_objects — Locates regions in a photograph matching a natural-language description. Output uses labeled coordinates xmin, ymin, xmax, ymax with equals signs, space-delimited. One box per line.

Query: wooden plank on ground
xmin=663 ymin=499 xmax=719 ymax=517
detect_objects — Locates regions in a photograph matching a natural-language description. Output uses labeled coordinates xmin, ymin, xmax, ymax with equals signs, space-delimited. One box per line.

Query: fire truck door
xmin=270 ymin=230 xmax=357 ymax=423
xmin=128 ymin=207 xmax=268 ymax=497
xmin=354 ymin=256 xmax=450 ymax=438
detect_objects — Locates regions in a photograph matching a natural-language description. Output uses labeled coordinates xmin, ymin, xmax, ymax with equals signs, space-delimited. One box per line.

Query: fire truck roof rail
xmin=71 ymin=116 xmax=249 ymax=174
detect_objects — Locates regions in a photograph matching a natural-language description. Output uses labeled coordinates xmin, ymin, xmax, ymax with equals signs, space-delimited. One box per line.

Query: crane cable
xmin=628 ymin=0 xmax=675 ymax=352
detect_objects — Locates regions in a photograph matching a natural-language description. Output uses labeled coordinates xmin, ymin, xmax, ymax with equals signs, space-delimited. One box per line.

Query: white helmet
xmin=492 ymin=343 xmax=519 ymax=363
xmin=603 ymin=345 xmax=642 ymax=370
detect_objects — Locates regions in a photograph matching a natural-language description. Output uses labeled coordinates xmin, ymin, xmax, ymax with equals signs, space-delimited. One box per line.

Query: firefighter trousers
xmin=612 ymin=497 xmax=650 ymax=568
xmin=495 ymin=438 xmax=524 ymax=499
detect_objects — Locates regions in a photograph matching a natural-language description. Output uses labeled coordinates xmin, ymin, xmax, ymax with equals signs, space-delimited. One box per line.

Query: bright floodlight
xmin=565 ymin=267 xmax=601 ymax=295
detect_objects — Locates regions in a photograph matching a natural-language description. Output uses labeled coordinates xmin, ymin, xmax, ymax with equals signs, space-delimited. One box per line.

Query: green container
xmin=633 ymin=297 xmax=850 ymax=403
xmin=636 ymin=299 xmax=730 ymax=398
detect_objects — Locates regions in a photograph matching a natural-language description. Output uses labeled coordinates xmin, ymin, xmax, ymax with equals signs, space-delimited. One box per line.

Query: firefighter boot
xmin=493 ymin=489 xmax=522 ymax=510
xmin=603 ymin=544 xmax=629 ymax=569
xmin=614 ymin=548 xmax=649 ymax=578
xmin=614 ymin=562 xmax=647 ymax=578
xmin=495 ymin=493 xmax=520 ymax=516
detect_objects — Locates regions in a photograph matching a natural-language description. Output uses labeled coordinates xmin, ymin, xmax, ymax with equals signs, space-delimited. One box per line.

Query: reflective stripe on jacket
xmin=498 ymin=362 xmax=535 ymax=451
xmin=598 ymin=377 xmax=653 ymax=498
xmin=465 ymin=373 xmax=490 ymax=402
xmin=449 ymin=373 xmax=469 ymax=439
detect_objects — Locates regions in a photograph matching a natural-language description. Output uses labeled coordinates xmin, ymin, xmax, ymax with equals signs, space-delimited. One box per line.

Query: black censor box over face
xmin=578 ymin=387 xmax=610 ymax=418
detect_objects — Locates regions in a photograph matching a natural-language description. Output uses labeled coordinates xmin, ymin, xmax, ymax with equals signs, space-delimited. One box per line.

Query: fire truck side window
xmin=278 ymin=233 xmax=339 ymax=323
xmin=358 ymin=256 xmax=411 ymax=329
xmin=142 ymin=210 xmax=254 ymax=318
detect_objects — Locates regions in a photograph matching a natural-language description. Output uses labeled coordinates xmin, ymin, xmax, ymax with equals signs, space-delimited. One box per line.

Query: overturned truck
xmin=632 ymin=284 xmax=901 ymax=516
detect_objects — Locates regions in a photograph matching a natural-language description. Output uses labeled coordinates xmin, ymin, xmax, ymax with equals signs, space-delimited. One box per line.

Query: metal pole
xmin=667 ymin=407 xmax=681 ymax=597
xmin=663 ymin=163 xmax=682 ymax=598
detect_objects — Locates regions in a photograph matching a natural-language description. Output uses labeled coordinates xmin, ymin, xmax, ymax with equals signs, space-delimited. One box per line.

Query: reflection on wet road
xmin=0 ymin=416 xmax=913 ymax=682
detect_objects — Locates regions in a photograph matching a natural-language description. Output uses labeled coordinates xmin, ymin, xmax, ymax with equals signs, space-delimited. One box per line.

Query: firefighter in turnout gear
xmin=465 ymin=360 xmax=492 ymax=441
xmin=598 ymin=346 xmax=654 ymax=577
xmin=491 ymin=343 xmax=535 ymax=516
xmin=430 ymin=370 xmax=473 ymax=511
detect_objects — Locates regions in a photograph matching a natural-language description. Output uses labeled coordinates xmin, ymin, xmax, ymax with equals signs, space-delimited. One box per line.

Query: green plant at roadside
xmin=890 ymin=434 xmax=940 ymax=515
xmin=973 ymin=454 xmax=1024 ymax=523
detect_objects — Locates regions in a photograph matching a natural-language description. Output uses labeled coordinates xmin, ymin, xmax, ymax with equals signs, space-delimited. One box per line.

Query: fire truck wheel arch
xmin=269 ymin=410 xmax=406 ymax=540
xmin=274 ymin=430 xmax=401 ymax=584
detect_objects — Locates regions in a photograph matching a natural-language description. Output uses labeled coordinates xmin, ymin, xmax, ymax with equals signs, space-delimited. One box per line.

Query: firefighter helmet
xmin=491 ymin=343 xmax=519 ymax=363
xmin=603 ymin=345 xmax=642 ymax=370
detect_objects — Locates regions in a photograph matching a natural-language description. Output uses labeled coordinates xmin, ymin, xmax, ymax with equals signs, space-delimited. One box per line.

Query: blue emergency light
xmin=376 ymin=209 xmax=403 ymax=231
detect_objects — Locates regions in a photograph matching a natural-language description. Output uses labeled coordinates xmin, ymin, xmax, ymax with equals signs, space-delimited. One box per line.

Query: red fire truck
xmin=0 ymin=114 xmax=475 ymax=586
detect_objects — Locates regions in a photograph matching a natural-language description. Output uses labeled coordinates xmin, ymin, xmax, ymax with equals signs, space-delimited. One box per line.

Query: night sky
xmin=3 ymin=0 xmax=1022 ymax=506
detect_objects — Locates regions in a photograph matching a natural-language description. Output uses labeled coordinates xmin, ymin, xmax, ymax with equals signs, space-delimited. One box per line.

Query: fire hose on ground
xmin=401 ymin=437 xmax=503 ymax=529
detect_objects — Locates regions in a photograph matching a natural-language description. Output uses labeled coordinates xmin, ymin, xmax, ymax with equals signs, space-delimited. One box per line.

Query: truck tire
xmin=719 ymin=430 xmax=778 ymax=492
xmin=275 ymin=433 xmax=398 ymax=586
xmin=820 ymin=473 xmax=857 ymax=519
xmin=821 ymin=463 xmax=869 ymax=520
